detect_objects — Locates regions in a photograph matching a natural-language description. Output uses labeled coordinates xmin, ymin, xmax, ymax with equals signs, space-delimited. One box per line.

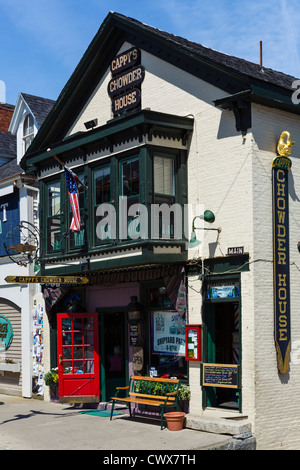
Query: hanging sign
xmin=0 ymin=315 xmax=13 ymax=351
xmin=109 ymin=47 xmax=144 ymax=116
xmin=112 ymin=89 xmax=141 ymax=116
xmin=110 ymin=47 xmax=140 ymax=75
xmin=5 ymin=276 xmax=89 ymax=285
xmin=272 ymin=131 xmax=294 ymax=374
xmin=108 ymin=66 xmax=145 ymax=97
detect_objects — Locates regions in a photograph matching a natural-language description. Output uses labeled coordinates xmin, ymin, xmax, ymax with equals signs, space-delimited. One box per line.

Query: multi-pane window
xmin=94 ymin=167 xmax=111 ymax=242
xmin=120 ymin=157 xmax=139 ymax=239
xmin=153 ymin=155 xmax=175 ymax=238
xmin=47 ymin=181 xmax=61 ymax=252
xmin=23 ymin=114 xmax=34 ymax=153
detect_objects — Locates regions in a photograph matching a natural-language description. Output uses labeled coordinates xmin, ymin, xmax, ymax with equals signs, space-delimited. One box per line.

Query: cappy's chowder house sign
xmin=108 ymin=47 xmax=145 ymax=116
xmin=272 ymin=131 xmax=294 ymax=374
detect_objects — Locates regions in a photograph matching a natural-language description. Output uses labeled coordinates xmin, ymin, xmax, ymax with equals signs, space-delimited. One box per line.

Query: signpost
xmin=5 ymin=276 xmax=89 ymax=285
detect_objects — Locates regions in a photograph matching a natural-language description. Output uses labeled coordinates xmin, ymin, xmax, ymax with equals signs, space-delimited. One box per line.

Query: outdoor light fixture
xmin=84 ymin=119 xmax=98 ymax=130
xmin=127 ymin=296 xmax=143 ymax=321
xmin=189 ymin=210 xmax=221 ymax=248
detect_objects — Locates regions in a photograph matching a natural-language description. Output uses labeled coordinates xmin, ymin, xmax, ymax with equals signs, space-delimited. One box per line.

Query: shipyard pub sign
xmin=272 ymin=131 xmax=294 ymax=374
xmin=108 ymin=47 xmax=145 ymax=116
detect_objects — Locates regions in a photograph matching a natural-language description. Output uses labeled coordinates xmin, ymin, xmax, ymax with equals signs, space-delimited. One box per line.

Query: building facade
xmin=20 ymin=13 xmax=300 ymax=449
xmin=0 ymin=91 xmax=54 ymax=397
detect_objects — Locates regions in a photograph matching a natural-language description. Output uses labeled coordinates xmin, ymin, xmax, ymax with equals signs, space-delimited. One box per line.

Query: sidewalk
xmin=0 ymin=394 xmax=235 ymax=451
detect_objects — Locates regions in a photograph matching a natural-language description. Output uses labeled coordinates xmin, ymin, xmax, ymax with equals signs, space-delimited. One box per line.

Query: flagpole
xmin=47 ymin=148 xmax=87 ymax=188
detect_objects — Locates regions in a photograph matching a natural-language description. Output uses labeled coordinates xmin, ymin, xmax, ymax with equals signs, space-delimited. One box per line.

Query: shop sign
xmin=5 ymin=275 xmax=89 ymax=285
xmin=110 ymin=47 xmax=140 ymax=75
xmin=272 ymin=131 xmax=293 ymax=374
xmin=112 ymin=89 xmax=141 ymax=116
xmin=152 ymin=311 xmax=185 ymax=356
xmin=206 ymin=282 xmax=239 ymax=299
xmin=0 ymin=315 xmax=13 ymax=351
xmin=108 ymin=66 xmax=145 ymax=97
xmin=109 ymin=47 xmax=144 ymax=116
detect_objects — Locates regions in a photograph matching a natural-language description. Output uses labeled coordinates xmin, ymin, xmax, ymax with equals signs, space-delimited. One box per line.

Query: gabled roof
xmin=21 ymin=93 xmax=55 ymax=126
xmin=9 ymin=92 xmax=55 ymax=135
xmin=20 ymin=11 xmax=300 ymax=168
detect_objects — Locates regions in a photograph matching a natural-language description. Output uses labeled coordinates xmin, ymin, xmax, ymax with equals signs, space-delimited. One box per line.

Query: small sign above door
xmin=227 ymin=247 xmax=244 ymax=255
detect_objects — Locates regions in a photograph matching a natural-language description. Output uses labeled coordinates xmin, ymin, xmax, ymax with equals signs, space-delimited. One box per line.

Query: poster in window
xmin=152 ymin=311 xmax=185 ymax=356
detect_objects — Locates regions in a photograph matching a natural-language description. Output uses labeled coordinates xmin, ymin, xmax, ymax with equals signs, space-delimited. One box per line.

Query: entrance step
xmin=186 ymin=414 xmax=251 ymax=436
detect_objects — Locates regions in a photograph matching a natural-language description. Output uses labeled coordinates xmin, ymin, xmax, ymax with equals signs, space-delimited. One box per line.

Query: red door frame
xmin=57 ymin=312 xmax=100 ymax=403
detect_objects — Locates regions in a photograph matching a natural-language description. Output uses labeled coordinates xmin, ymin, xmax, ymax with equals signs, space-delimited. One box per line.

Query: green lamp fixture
xmin=189 ymin=210 xmax=221 ymax=248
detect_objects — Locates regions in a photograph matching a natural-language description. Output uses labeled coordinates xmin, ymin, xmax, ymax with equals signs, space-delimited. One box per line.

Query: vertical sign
xmin=272 ymin=131 xmax=294 ymax=374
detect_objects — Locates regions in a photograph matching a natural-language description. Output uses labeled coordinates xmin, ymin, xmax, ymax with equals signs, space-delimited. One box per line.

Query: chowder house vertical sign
xmin=108 ymin=47 xmax=145 ymax=116
xmin=272 ymin=131 xmax=294 ymax=374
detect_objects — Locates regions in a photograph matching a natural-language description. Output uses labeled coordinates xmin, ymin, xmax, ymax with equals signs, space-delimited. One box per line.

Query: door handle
xmin=59 ymin=354 xmax=62 ymax=365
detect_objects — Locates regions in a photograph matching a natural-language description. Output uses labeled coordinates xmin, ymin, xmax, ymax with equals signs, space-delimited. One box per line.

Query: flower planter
xmin=0 ymin=362 xmax=20 ymax=373
xmin=164 ymin=411 xmax=185 ymax=431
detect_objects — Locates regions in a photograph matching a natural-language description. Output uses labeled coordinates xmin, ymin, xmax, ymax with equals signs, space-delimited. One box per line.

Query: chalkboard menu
xmin=202 ymin=363 xmax=239 ymax=389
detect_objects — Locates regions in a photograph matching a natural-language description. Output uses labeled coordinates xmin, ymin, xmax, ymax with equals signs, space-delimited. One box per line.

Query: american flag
xmin=64 ymin=167 xmax=80 ymax=232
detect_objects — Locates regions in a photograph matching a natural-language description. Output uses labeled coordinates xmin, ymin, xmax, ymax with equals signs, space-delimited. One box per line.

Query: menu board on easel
xmin=202 ymin=363 xmax=239 ymax=389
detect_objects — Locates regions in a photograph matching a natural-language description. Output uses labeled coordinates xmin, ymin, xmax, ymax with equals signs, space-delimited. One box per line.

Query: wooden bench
xmin=110 ymin=375 xmax=181 ymax=429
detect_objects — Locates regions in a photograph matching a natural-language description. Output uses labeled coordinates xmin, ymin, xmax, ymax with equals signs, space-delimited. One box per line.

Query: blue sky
xmin=1 ymin=0 xmax=300 ymax=106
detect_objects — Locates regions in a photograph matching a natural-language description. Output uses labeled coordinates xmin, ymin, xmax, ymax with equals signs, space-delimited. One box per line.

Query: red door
xmin=57 ymin=313 xmax=100 ymax=403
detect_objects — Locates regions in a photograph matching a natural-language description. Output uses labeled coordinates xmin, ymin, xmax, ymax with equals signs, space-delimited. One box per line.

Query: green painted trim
xmin=21 ymin=110 xmax=194 ymax=170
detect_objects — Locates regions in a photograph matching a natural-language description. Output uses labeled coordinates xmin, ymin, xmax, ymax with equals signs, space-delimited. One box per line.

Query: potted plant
xmin=44 ymin=368 xmax=59 ymax=401
xmin=178 ymin=384 xmax=191 ymax=413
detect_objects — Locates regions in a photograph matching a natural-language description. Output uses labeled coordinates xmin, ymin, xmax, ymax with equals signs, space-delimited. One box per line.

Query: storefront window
xmin=46 ymin=181 xmax=61 ymax=252
xmin=150 ymin=310 xmax=187 ymax=379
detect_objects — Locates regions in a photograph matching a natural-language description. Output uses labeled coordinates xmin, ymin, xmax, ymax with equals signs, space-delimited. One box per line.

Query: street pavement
xmin=0 ymin=393 xmax=233 ymax=452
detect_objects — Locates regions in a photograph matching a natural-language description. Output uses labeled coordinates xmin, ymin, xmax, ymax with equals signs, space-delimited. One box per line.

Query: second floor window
xmin=94 ymin=167 xmax=111 ymax=242
xmin=153 ymin=155 xmax=175 ymax=238
xmin=23 ymin=114 xmax=34 ymax=153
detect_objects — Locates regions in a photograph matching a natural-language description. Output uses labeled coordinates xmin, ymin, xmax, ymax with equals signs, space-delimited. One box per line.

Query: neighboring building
xmin=20 ymin=12 xmax=300 ymax=449
xmin=0 ymin=91 xmax=54 ymax=397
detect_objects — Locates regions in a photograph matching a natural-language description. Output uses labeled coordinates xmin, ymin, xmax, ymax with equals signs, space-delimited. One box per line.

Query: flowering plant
xmin=178 ymin=384 xmax=191 ymax=401
xmin=0 ymin=358 xmax=15 ymax=364
xmin=44 ymin=368 xmax=59 ymax=386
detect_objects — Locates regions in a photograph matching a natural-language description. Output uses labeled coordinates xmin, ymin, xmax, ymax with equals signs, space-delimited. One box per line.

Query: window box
xmin=0 ymin=362 xmax=20 ymax=372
